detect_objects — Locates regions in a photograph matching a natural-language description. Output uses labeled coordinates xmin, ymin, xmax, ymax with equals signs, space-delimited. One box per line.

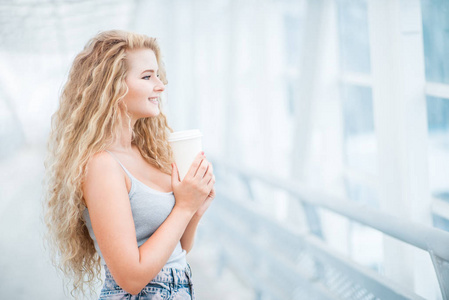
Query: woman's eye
xmin=142 ymin=74 xmax=160 ymax=80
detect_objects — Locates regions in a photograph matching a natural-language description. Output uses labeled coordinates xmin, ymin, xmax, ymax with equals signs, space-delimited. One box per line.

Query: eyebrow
xmin=141 ymin=69 xmax=159 ymax=74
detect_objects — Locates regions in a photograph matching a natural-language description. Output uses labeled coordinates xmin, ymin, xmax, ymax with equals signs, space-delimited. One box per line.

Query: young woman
xmin=44 ymin=30 xmax=215 ymax=299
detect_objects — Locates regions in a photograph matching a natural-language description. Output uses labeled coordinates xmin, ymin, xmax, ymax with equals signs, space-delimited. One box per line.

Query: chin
xmin=145 ymin=110 xmax=161 ymax=118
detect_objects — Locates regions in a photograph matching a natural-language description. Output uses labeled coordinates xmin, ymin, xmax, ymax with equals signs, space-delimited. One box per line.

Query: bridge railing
xmin=201 ymin=161 xmax=449 ymax=300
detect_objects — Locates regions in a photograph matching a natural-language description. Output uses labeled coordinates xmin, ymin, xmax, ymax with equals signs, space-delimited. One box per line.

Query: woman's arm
xmin=180 ymin=187 xmax=215 ymax=253
xmin=83 ymin=151 xmax=213 ymax=295
xmin=180 ymin=214 xmax=201 ymax=254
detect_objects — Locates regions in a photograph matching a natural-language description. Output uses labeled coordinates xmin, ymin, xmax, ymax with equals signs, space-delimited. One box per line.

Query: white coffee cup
xmin=168 ymin=129 xmax=203 ymax=181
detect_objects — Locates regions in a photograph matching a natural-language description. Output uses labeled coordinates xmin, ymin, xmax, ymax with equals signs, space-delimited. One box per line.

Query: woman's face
xmin=122 ymin=48 xmax=165 ymax=121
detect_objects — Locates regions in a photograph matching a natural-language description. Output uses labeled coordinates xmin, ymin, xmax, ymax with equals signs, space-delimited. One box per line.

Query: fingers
xmin=183 ymin=152 xmax=215 ymax=194
xmin=201 ymin=163 xmax=214 ymax=184
xmin=185 ymin=152 xmax=205 ymax=179
xmin=208 ymin=174 xmax=216 ymax=186
xmin=207 ymin=186 xmax=216 ymax=199
xmin=194 ymin=159 xmax=209 ymax=179
xmin=206 ymin=175 xmax=215 ymax=194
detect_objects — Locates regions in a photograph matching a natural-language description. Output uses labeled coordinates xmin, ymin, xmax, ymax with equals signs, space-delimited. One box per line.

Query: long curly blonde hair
xmin=43 ymin=30 xmax=173 ymax=298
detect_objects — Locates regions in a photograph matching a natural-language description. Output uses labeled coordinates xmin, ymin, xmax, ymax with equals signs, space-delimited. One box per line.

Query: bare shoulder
xmin=86 ymin=151 xmax=119 ymax=173
xmin=83 ymin=151 xmax=127 ymax=207
xmin=84 ymin=151 xmax=123 ymax=185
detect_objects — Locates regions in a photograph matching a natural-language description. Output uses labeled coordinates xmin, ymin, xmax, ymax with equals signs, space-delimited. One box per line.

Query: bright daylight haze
xmin=1 ymin=0 xmax=449 ymax=299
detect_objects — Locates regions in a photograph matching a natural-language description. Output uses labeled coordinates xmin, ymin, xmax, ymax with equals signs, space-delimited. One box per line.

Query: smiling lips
xmin=148 ymin=97 xmax=159 ymax=104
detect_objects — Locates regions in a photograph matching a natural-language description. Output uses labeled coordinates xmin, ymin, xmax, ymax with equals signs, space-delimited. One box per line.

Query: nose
xmin=154 ymin=77 xmax=165 ymax=92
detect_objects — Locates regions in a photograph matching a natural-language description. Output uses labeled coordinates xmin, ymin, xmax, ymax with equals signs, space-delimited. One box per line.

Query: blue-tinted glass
xmin=342 ymin=84 xmax=375 ymax=137
xmin=286 ymin=80 xmax=295 ymax=116
xmin=344 ymin=177 xmax=379 ymax=208
xmin=433 ymin=214 xmax=449 ymax=232
xmin=432 ymin=190 xmax=449 ymax=232
xmin=426 ymin=96 xmax=449 ymax=230
xmin=284 ymin=14 xmax=301 ymax=68
xmin=426 ymin=95 xmax=449 ymax=133
xmin=421 ymin=0 xmax=449 ymax=84
xmin=341 ymin=84 xmax=377 ymax=174
xmin=336 ymin=0 xmax=371 ymax=73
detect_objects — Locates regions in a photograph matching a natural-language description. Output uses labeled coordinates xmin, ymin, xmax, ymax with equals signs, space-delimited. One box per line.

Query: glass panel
xmin=427 ymin=95 xmax=449 ymax=132
xmin=426 ymin=95 xmax=449 ymax=231
xmin=433 ymin=213 xmax=449 ymax=232
xmin=336 ymin=0 xmax=371 ymax=74
xmin=421 ymin=0 xmax=449 ymax=84
xmin=344 ymin=177 xmax=378 ymax=208
xmin=283 ymin=11 xmax=302 ymax=117
xmin=341 ymin=84 xmax=377 ymax=175
xmin=284 ymin=14 xmax=302 ymax=69
xmin=349 ymin=223 xmax=383 ymax=272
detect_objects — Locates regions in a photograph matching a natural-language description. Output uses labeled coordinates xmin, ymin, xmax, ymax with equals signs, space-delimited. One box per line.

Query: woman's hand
xmin=194 ymin=186 xmax=215 ymax=218
xmin=171 ymin=152 xmax=215 ymax=216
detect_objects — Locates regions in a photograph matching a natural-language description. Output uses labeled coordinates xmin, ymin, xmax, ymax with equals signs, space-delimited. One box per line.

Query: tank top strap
xmin=104 ymin=150 xmax=134 ymax=179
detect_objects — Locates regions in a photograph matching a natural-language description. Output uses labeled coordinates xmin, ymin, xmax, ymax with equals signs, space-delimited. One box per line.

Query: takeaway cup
xmin=168 ymin=129 xmax=203 ymax=181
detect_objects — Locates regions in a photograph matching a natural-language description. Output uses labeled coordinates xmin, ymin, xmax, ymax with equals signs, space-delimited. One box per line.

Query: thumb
xmin=171 ymin=163 xmax=180 ymax=184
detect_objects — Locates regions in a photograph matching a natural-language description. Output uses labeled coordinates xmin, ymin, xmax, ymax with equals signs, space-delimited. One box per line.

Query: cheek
xmin=126 ymin=82 xmax=147 ymax=100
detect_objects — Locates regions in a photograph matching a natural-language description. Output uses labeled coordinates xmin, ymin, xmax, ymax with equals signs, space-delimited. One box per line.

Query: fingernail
xmin=201 ymin=151 xmax=204 ymax=155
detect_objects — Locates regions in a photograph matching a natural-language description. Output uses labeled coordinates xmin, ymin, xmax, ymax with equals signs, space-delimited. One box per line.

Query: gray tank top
xmin=83 ymin=150 xmax=187 ymax=269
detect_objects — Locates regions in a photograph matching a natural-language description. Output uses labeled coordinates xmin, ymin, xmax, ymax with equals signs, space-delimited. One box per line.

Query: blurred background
xmin=1 ymin=0 xmax=449 ymax=299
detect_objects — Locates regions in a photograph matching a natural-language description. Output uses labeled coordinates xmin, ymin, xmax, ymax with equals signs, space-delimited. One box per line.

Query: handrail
xmin=214 ymin=161 xmax=449 ymax=262
xmin=208 ymin=202 xmax=339 ymax=300
xmin=212 ymin=189 xmax=425 ymax=299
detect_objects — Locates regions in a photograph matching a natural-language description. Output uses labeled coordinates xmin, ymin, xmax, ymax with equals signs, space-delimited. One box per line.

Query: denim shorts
xmin=99 ymin=264 xmax=195 ymax=299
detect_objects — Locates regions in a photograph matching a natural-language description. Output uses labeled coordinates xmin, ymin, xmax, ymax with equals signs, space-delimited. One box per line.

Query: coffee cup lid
xmin=168 ymin=129 xmax=202 ymax=142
